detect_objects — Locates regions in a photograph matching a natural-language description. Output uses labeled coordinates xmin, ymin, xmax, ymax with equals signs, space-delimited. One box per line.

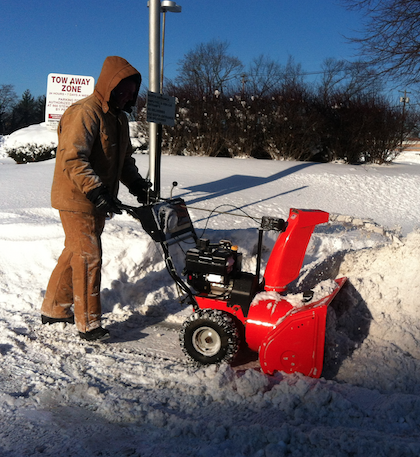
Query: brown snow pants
xmin=41 ymin=211 xmax=106 ymax=333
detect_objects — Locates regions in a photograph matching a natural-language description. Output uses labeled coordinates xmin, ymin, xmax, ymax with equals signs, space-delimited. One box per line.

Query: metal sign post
xmin=148 ymin=0 xmax=181 ymax=199
xmin=148 ymin=0 xmax=161 ymax=198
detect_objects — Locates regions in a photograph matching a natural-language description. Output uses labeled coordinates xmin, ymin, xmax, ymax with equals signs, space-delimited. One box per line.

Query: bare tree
xmin=319 ymin=58 xmax=383 ymax=101
xmin=319 ymin=58 xmax=349 ymax=101
xmin=176 ymin=40 xmax=244 ymax=96
xmin=343 ymin=0 xmax=420 ymax=85
xmin=280 ymin=56 xmax=307 ymax=91
xmin=0 ymin=84 xmax=17 ymax=134
xmin=245 ymin=55 xmax=284 ymax=97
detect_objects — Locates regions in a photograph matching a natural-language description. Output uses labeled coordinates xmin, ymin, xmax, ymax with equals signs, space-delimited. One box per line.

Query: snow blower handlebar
xmin=116 ymin=198 xmax=199 ymax=308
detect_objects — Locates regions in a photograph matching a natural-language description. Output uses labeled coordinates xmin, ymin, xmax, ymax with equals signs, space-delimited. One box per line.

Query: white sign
xmin=146 ymin=91 xmax=176 ymax=126
xmin=45 ymin=73 xmax=95 ymax=130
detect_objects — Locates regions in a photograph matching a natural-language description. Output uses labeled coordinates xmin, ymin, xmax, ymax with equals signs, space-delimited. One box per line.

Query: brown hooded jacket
xmin=51 ymin=56 xmax=142 ymax=213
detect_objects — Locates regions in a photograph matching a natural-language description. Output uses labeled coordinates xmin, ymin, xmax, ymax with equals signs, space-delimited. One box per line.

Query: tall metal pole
xmin=161 ymin=10 xmax=166 ymax=93
xmin=149 ymin=0 xmax=161 ymax=198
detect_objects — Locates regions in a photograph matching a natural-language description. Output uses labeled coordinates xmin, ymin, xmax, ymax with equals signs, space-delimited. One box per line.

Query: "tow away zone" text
xmin=51 ymin=76 xmax=92 ymax=93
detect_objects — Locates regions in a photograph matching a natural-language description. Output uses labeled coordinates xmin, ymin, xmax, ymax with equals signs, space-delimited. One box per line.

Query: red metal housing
xmin=191 ymin=208 xmax=346 ymax=377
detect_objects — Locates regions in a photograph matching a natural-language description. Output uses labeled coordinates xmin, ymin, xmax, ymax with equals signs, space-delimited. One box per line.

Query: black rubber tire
xmin=179 ymin=309 xmax=239 ymax=366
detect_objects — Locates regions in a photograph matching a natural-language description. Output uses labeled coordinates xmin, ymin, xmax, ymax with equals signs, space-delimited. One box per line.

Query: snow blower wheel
xmin=179 ymin=309 xmax=239 ymax=366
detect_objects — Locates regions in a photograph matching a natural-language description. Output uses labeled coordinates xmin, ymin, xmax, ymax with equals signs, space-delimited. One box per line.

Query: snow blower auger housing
xmin=123 ymin=199 xmax=346 ymax=378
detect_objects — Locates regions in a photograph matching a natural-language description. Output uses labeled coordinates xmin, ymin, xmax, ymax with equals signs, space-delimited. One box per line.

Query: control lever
xmin=170 ymin=181 xmax=178 ymax=199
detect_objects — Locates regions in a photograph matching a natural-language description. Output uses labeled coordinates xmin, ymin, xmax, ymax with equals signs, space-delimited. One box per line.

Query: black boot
xmin=41 ymin=315 xmax=75 ymax=325
xmin=79 ymin=327 xmax=110 ymax=341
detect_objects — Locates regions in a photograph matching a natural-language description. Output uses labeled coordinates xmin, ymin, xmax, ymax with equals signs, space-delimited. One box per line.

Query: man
xmin=41 ymin=56 xmax=149 ymax=341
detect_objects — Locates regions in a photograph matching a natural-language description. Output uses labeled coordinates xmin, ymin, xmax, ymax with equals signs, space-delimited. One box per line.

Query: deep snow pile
xmin=1 ymin=124 xmax=420 ymax=456
xmin=332 ymin=231 xmax=420 ymax=392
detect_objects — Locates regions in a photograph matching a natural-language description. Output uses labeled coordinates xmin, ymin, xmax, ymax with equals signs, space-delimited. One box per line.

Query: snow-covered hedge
xmin=6 ymin=143 xmax=56 ymax=163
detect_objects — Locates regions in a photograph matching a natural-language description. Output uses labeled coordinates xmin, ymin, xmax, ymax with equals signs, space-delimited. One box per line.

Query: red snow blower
xmin=122 ymin=198 xmax=346 ymax=378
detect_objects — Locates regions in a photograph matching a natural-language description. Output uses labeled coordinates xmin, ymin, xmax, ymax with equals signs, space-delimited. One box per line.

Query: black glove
xmin=128 ymin=178 xmax=155 ymax=204
xmin=86 ymin=185 xmax=122 ymax=216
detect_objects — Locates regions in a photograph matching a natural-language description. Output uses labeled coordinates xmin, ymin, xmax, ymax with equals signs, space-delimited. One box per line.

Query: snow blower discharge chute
xmin=121 ymin=197 xmax=346 ymax=378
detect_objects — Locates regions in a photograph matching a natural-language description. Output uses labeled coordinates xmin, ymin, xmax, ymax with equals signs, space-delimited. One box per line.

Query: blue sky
xmin=1 ymin=0 xmax=364 ymax=98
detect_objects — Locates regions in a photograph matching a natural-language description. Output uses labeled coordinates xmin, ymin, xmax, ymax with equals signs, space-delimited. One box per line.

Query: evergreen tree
xmin=10 ymin=90 xmax=44 ymax=132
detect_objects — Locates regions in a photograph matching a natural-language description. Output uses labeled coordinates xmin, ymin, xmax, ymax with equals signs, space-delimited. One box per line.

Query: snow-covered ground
xmin=1 ymin=123 xmax=420 ymax=456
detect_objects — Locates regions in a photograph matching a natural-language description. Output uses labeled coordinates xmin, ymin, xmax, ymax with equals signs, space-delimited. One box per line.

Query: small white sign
xmin=45 ymin=73 xmax=95 ymax=129
xmin=147 ymin=91 xmax=176 ymax=126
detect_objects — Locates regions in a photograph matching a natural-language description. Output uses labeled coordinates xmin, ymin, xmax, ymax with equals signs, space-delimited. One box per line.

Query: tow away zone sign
xmin=45 ymin=73 xmax=94 ymax=129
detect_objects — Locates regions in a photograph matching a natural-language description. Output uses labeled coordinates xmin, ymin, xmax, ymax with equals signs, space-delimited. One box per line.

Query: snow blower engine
xmin=121 ymin=197 xmax=346 ymax=378
xmin=184 ymin=238 xmax=243 ymax=298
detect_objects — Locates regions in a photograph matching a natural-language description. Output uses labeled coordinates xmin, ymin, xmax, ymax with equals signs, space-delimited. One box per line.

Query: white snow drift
xmin=1 ymin=123 xmax=420 ymax=456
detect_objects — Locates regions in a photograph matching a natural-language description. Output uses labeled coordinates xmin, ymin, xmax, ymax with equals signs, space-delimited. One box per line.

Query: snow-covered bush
xmin=6 ymin=143 xmax=56 ymax=163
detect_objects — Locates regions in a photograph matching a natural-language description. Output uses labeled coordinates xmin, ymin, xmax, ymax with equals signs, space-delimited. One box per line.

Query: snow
xmin=1 ymin=123 xmax=420 ymax=456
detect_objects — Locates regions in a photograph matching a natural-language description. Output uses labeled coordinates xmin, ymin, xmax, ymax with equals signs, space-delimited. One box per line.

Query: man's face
xmin=113 ymin=79 xmax=137 ymax=112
